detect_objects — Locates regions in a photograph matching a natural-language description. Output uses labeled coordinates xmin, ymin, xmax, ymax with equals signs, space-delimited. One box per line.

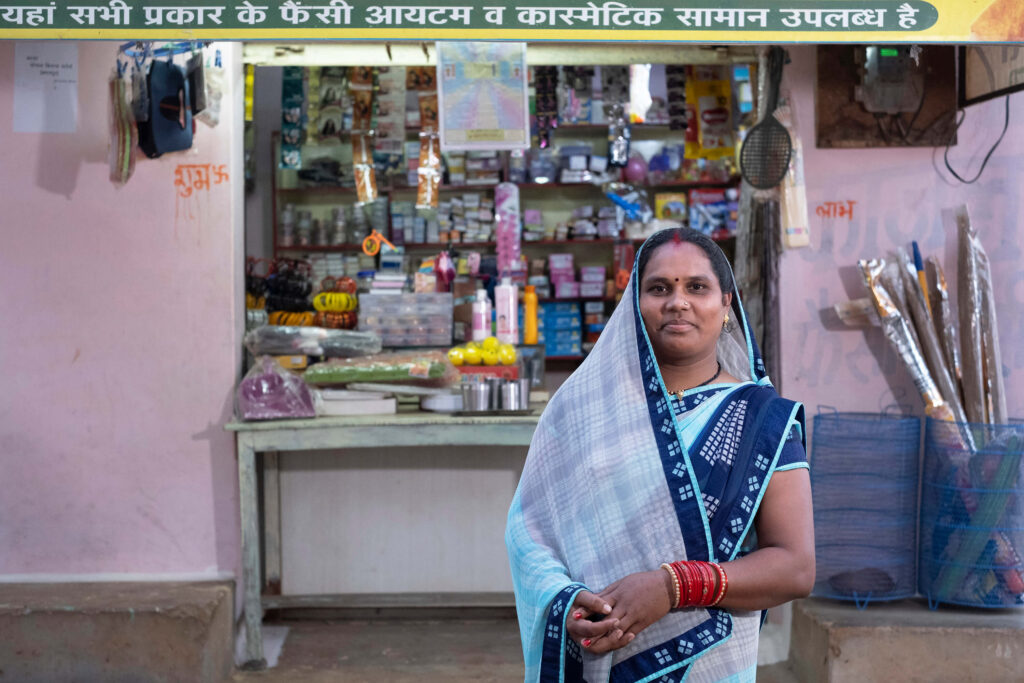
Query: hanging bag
xmin=137 ymin=59 xmax=193 ymax=158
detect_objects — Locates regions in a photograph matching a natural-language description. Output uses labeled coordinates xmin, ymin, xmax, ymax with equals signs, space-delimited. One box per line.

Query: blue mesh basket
xmin=810 ymin=408 xmax=921 ymax=608
xmin=919 ymin=418 xmax=1024 ymax=609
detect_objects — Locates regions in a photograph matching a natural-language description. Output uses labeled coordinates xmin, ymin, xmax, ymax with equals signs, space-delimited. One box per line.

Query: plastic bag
xmin=860 ymin=258 xmax=951 ymax=422
xmin=244 ymin=326 xmax=382 ymax=358
xmin=108 ymin=68 xmax=137 ymax=186
xmin=304 ymin=351 xmax=456 ymax=386
xmin=195 ymin=54 xmax=224 ymax=128
xmin=237 ymin=356 xmax=317 ymax=420
xmin=956 ymin=205 xmax=1007 ymax=425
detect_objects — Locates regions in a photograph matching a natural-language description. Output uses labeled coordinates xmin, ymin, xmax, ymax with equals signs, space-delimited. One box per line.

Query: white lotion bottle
xmin=472 ymin=289 xmax=490 ymax=342
xmin=495 ymin=277 xmax=519 ymax=345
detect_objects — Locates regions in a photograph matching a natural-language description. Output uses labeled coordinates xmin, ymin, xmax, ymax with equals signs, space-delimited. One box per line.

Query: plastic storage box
xmin=358 ymin=293 xmax=453 ymax=348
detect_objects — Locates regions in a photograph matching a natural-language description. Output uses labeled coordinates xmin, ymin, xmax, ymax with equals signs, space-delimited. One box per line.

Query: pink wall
xmin=0 ymin=41 xmax=244 ymax=578
xmin=781 ymin=45 xmax=1024 ymax=422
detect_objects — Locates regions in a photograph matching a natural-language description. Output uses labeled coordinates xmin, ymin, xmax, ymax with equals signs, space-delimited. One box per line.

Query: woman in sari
xmin=506 ymin=228 xmax=814 ymax=683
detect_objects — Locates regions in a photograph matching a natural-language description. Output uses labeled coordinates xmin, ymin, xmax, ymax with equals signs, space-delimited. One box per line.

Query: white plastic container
xmin=472 ymin=289 xmax=489 ymax=342
xmin=495 ymin=277 xmax=519 ymax=345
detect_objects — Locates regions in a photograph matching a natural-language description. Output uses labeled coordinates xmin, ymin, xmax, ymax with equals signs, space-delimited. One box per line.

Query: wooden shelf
xmin=527 ymin=238 xmax=623 ymax=245
xmin=551 ymin=123 xmax=676 ymax=132
xmin=390 ymin=183 xmax=502 ymax=192
xmin=545 ymin=355 xmax=585 ymax=361
xmin=275 ymin=234 xmax=733 ymax=255
xmin=537 ymin=297 xmax=616 ymax=303
xmin=275 ymin=243 xmax=363 ymax=252
xmin=276 ymin=178 xmax=740 ymax=196
xmin=277 ymin=186 xmax=358 ymax=196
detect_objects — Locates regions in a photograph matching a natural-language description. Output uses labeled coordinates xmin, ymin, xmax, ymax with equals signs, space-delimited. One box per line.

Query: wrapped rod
xmin=971 ymin=221 xmax=1008 ymax=425
xmin=880 ymin=260 xmax=923 ymax=353
xmin=956 ymin=207 xmax=986 ymax=423
xmin=860 ymin=258 xmax=952 ymax=421
xmin=897 ymin=249 xmax=968 ymax=425
xmin=926 ymin=256 xmax=962 ymax=398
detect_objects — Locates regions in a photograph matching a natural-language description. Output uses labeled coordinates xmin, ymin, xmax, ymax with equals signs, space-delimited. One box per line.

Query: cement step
xmin=789 ymin=598 xmax=1024 ymax=683
xmin=756 ymin=662 xmax=801 ymax=683
xmin=0 ymin=581 xmax=234 ymax=683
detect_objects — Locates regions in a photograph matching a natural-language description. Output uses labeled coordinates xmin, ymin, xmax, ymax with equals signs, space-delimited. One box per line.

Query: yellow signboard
xmin=0 ymin=1 xmax=1020 ymax=43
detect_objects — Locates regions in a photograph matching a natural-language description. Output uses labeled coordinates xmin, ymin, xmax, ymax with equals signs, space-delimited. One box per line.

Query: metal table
xmin=226 ymin=409 xmax=539 ymax=669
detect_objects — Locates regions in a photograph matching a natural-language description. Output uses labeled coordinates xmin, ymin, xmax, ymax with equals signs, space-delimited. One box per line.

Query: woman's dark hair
xmin=637 ymin=228 xmax=734 ymax=296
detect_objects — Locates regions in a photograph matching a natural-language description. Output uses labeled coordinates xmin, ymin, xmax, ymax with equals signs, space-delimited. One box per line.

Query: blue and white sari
xmin=506 ymin=235 xmax=806 ymax=683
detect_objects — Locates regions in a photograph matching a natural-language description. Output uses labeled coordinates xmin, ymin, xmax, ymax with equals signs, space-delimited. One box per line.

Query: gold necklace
xmin=669 ymin=361 xmax=722 ymax=398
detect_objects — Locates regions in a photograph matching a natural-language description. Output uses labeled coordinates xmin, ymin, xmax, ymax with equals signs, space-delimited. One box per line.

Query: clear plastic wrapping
xmin=897 ymin=249 xmax=967 ymax=425
xmin=860 ymin=258 xmax=952 ymax=421
xmin=927 ymin=256 xmax=962 ymax=393
xmin=237 ymin=356 xmax=317 ymax=421
xmin=957 ymin=208 xmax=984 ymax=423
xmin=243 ymin=326 xmax=382 ymax=358
xmin=956 ymin=206 xmax=1007 ymax=425
xmin=879 ymin=260 xmax=922 ymax=354
xmin=303 ymin=350 xmax=457 ymax=386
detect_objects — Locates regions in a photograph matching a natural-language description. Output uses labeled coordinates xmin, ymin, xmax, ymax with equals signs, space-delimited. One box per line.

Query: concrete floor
xmin=232 ymin=617 xmax=798 ymax=683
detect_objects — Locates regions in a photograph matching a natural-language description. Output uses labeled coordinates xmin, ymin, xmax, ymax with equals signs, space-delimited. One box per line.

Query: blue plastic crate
xmin=919 ymin=419 xmax=1024 ymax=609
xmin=810 ymin=408 xmax=921 ymax=608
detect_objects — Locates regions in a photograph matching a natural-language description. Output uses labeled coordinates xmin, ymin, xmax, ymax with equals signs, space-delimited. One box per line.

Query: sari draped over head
xmin=506 ymin=231 xmax=806 ymax=683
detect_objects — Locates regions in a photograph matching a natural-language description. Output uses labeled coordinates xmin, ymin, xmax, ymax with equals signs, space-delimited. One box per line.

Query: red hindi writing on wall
xmin=174 ymin=163 xmax=229 ymax=198
xmin=815 ymin=200 xmax=856 ymax=220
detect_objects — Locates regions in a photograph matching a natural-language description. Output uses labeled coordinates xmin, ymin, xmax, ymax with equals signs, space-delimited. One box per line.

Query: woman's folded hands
xmin=567 ymin=570 xmax=674 ymax=654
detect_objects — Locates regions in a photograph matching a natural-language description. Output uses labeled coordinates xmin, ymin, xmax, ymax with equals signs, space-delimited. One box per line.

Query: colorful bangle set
xmin=660 ymin=561 xmax=728 ymax=609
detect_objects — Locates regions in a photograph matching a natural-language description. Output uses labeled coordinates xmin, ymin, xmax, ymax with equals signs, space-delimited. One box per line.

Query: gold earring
xmin=723 ymin=314 xmax=730 ymax=329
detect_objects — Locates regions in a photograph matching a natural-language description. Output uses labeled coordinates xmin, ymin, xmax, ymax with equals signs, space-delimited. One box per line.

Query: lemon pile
xmin=448 ymin=337 xmax=518 ymax=367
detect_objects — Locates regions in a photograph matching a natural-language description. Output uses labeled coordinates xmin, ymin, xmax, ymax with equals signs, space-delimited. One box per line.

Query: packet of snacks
xmin=419 ymin=92 xmax=439 ymax=132
xmin=416 ymin=132 xmax=442 ymax=209
xmin=353 ymin=132 xmax=378 ymax=204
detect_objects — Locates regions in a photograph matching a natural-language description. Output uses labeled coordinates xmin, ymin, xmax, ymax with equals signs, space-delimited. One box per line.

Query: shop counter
xmin=225 ymin=408 xmax=540 ymax=669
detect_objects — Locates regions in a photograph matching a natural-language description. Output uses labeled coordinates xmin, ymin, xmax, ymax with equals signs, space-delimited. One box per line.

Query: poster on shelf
xmin=436 ymin=41 xmax=529 ymax=152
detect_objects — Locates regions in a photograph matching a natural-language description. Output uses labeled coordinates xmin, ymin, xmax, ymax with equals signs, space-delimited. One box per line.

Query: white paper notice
xmin=14 ymin=41 xmax=78 ymax=133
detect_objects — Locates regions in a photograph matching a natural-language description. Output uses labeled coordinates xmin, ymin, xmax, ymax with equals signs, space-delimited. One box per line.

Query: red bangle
xmin=680 ymin=562 xmax=696 ymax=607
xmin=700 ymin=562 xmax=715 ymax=606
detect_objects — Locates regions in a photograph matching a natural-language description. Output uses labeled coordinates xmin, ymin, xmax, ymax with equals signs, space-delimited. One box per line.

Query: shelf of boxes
xmin=274 ymin=235 xmax=734 ymax=255
xmin=273 ymin=136 xmax=739 ymax=258
xmin=276 ymin=178 xmax=740 ymax=197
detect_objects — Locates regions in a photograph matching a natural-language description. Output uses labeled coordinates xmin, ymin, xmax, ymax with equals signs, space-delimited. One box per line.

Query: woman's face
xmin=639 ymin=242 xmax=732 ymax=363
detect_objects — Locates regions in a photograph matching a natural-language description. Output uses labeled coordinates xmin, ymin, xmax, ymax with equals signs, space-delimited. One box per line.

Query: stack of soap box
xmin=358 ymin=292 xmax=453 ymax=347
xmin=549 ymin=253 xmax=578 ymax=299
xmin=541 ymin=301 xmax=582 ymax=358
xmin=579 ymin=266 xmax=606 ymax=299
xmin=583 ymin=301 xmax=608 ymax=354
xmin=523 ymin=209 xmax=546 ymax=242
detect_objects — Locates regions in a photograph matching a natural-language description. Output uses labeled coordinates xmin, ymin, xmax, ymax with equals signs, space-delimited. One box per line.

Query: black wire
xmin=875 ymin=114 xmax=890 ymax=144
xmin=898 ymin=81 xmax=927 ymax=143
xmin=943 ymin=95 xmax=1011 ymax=185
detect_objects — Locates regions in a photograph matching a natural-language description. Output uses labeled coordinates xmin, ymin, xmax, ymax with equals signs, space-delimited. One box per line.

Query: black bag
xmin=137 ymin=60 xmax=193 ymax=159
